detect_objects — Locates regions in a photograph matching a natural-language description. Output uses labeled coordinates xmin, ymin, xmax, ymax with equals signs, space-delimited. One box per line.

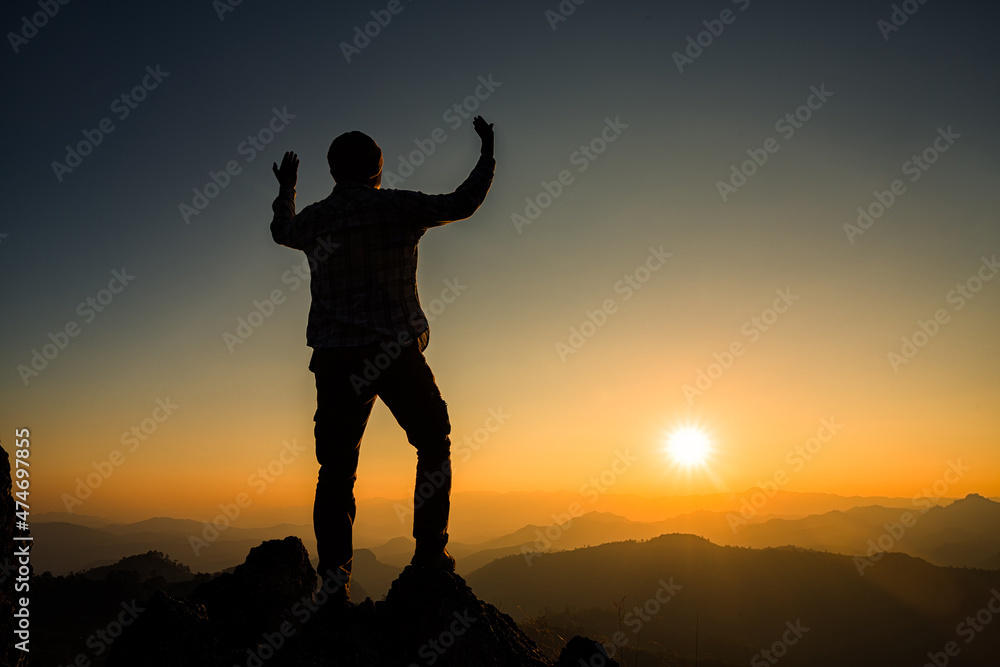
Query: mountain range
xmin=32 ymin=493 xmax=1000 ymax=594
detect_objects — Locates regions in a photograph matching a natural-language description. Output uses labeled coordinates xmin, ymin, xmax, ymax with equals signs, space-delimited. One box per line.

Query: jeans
xmin=309 ymin=338 xmax=451 ymax=589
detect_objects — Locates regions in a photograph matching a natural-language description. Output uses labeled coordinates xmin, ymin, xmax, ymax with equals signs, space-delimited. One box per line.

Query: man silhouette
xmin=270 ymin=116 xmax=495 ymax=605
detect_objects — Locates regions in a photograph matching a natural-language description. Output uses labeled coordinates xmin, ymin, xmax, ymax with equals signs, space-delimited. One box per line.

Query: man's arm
xmin=391 ymin=116 xmax=496 ymax=228
xmin=270 ymin=151 xmax=306 ymax=250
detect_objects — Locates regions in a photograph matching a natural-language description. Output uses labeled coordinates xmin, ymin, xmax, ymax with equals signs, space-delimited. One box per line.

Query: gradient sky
xmin=1 ymin=0 xmax=998 ymax=524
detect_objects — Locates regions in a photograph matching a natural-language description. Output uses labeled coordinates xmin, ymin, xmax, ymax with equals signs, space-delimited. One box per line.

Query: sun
xmin=665 ymin=426 xmax=712 ymax=469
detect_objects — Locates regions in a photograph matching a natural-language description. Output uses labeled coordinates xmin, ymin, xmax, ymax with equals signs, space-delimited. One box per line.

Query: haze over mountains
xmin=33 ymin=491 xmax=1000 ymax=584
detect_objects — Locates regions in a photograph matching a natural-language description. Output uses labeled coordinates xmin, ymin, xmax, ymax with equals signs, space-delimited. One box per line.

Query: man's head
xmin=328 ymin=131 xmax=383 ymax=188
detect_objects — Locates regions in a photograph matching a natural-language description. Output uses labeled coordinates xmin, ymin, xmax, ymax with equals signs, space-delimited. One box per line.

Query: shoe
xmin=410 ymin=547 xmax=456 ymax=571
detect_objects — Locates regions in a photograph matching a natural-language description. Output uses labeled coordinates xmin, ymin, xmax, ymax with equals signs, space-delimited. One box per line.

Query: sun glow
xmin=665 ymin=426 xmax=713 ymax=469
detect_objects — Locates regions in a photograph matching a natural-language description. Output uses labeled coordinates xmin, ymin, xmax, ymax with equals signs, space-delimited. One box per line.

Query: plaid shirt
xmin=271 ymin=154 xmax=495 ymax=350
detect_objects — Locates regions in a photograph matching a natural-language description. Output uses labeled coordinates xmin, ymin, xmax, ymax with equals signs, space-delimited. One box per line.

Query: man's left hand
xmin=272 ymin=151 xmax=299 ymax=189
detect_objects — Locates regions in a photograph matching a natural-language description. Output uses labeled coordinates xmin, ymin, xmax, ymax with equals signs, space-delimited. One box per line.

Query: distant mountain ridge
xmin=80 ymin=550 xmax=195 ymax=583
xmin=728 ymin=493 xmax=1000 ymax=569
xmin=372 ymin=495 xmax=1000 ymax=575
xmin=35 ymin=487 xmax=969 ymax=541
xmin=467 ymin=533 xmax=1000 ymax=666
xmin=31 ymin=493 xmax=999 ymax=580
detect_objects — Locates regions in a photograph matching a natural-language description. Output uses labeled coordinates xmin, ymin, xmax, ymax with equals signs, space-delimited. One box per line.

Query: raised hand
xmin=272 ymin=151 xmax=299 ymax=189
xmin=473 ymin=115 xmax=494 ymax=156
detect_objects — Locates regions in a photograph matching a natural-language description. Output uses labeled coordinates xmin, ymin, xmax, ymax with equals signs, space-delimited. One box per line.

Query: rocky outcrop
xmin=107 ymin=535 xmax=616 ymax=666
xmin=107 ymin=590 xmax=216 ymax=667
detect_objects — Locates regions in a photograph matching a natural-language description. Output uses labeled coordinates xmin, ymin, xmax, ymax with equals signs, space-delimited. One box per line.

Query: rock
xmin=556 ymin=635 xmax=620 ymax=667
xmin=190 ymin=535 xmax=317 ymax=652
xmin=108 ymin=534 xmax=609 ymax=666
xmin=377 ymin=564 xmax=551 ymax=666
xmin=106 ymin=589 xmax=216 ymax=667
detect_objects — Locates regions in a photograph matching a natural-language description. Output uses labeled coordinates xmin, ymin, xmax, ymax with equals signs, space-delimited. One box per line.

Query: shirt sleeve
xmin=270 ymin=185 xmax=307 ymax=250
xmin=388 ymin=154 xmax=496 ymax=229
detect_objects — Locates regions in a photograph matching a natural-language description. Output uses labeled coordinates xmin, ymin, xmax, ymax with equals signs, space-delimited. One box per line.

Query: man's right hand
xmin=473 ymin=115 xmax=494 ymax=156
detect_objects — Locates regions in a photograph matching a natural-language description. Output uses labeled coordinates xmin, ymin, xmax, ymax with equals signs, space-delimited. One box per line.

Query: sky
xmin=1 ymin=0 xmax=998 ymax=524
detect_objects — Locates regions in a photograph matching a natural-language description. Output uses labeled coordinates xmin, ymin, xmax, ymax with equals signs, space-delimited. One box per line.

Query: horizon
xmin=32 ymin=486 xmax=993 ymax=529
